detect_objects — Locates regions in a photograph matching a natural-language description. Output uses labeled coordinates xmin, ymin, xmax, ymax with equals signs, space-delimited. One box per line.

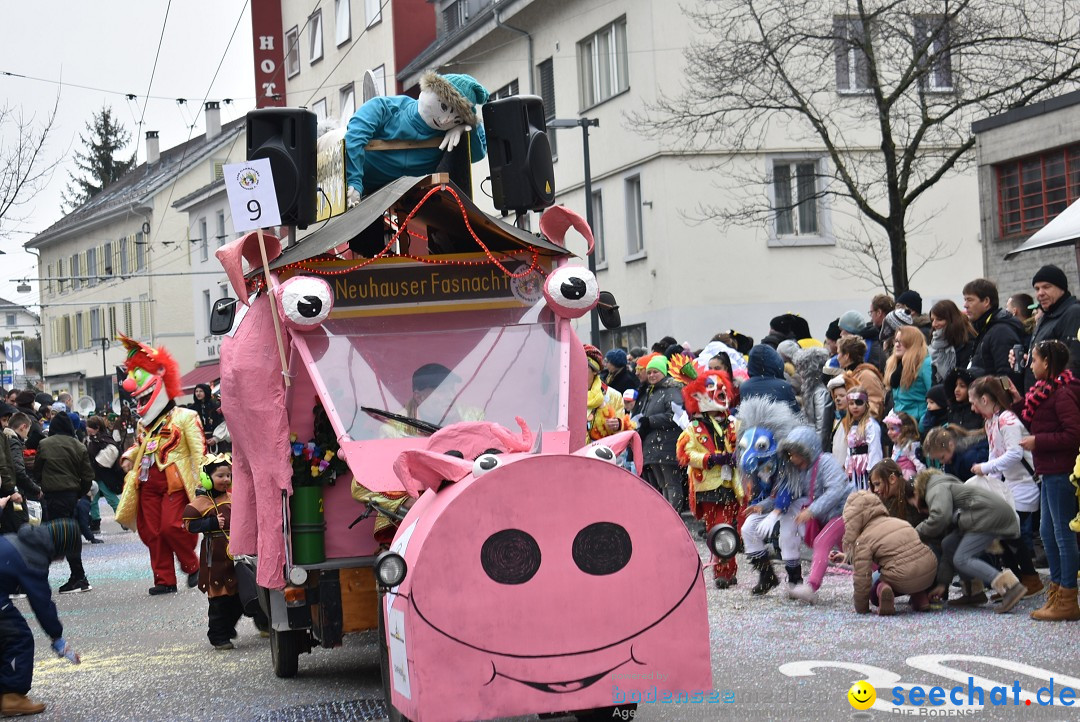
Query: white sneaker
xmin=788 ymin=583 xmax=818 ymax=603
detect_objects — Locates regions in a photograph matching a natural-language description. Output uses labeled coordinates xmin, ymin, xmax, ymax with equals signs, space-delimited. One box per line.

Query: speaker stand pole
xmin=580 ymin=117 xmax=601 ymax=348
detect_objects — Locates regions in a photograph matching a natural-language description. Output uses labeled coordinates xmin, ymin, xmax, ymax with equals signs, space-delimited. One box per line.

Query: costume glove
xmin=51 ymin=638 xmax=81 ymax=664
xmin=439 ymin=124 xmax=472 ymax=152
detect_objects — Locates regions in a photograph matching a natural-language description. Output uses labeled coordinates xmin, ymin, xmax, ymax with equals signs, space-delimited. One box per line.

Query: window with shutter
xmin=46 ymin=264 xmax=54 ymax=296
xmin=75 ymin=313 xmax=85 ymax=350
xmin=103 ymin=242 xmax=113 ymax=275
xmin=135 ymin=232 xmax=146 ymax=271
xmin=140 ymin=294 xmax=151 ymax=339
xmin=71 ymin=253 xmax=81 ymax=291
xmin=57 ymin=258 xmax=65 ymax=293
xmin=834 ymin=16 xmax=871 ymax=93
xmin=491 ymin=79 xmax=519 ymax=101
xmin=537 ymin=58 xmax=557 ymax=157
xmin=217 ymin=211 xmax=227 ymax=246
xmin=213 ymin=161 xmax=225 ymax=181
xmin=123 ymin=301 xmax=133 ymax=336
xmin=109 ymin=305 xmax=117 ymax=338
xmin=199 ymin=218 xmax=209 ymax=262
xmin=119 ymin=237 xmax=130 ymax=275
xmin=86 ymin=247 xmax=97 ymax=287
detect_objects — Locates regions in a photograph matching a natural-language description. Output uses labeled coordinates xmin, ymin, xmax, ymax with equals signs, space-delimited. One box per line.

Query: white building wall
xmin=181 ymin=192 xmax=236 ymax=366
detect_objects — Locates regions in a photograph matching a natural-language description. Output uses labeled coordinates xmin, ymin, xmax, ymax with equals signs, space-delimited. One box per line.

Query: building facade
xmin=26 ymin=104 xmax=246 ymax=408
xmin=283 ymin=0 xmax=985 ymax=349
xmin=0 ymin=298 xmax=40 ymax=389
xmin=973 ymin=90 xmax=1080 ymax=295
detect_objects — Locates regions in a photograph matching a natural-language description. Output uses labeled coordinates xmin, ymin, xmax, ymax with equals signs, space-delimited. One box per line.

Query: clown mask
xmin=691 ymin=375 xmax=730 ymax=415
xmin=418 ymin=89 xmax=466 ymax=132
xmin=122 ymin=365 xmax=170 ymax=424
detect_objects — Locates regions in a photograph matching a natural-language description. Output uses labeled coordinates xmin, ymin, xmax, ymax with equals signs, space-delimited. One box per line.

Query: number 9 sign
xmin=223 ymin=158 xmax=282 ymax=232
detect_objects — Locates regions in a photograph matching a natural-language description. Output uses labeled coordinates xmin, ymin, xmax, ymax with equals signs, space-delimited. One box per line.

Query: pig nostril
xmin=572 ymin=522 xmax=632 ymax=575
xmin=480 ymin=529 xmax=541 ymax=584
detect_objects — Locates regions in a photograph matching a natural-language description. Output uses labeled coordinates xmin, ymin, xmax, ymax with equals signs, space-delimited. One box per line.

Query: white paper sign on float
xmin=223 ymin=158 xmax=282 ymax=232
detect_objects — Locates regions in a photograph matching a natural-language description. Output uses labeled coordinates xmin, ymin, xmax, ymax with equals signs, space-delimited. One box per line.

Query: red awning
xmin=180 ymin=362 xmax=221 ymax=392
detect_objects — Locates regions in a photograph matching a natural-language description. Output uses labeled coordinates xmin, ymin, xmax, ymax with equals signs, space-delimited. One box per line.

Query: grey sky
xmin=0 ymin=0 xmax=256 ymax=311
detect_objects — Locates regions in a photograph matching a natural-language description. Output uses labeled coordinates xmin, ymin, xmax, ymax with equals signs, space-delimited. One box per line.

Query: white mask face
xmin=417 ymin=89 xmax=464 ymax=131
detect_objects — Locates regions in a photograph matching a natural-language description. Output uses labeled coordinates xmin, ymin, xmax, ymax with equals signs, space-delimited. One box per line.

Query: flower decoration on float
xmin=289 ymin=399 xmax=349 ymax=486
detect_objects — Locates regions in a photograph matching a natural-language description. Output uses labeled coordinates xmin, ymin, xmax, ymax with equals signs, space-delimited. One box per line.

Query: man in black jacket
xmin=602 ymin=349 xmax=639 ymax=394
xmin=1023 ymin=265 xmax=1080 ymax=390
xmin=962 ymin=278 xmax=1024 ymax=385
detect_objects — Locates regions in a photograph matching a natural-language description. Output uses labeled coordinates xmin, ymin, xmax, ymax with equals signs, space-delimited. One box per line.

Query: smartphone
xmin=1011 ymin=344 xmax=1025 ymax=374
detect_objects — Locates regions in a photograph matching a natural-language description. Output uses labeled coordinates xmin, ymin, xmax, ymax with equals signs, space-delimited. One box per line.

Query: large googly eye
xmin=585 ymin=445 xmax=616 ymax=463
xmin=274 ymin=276 xmax=333 ymax=330
xmin=543 ymin=266 xmax=599 ymax=319
xmin=473 ymin=454 xmax=502 ymax=476
xmin=572 ymin=522 xmax=632 ymax=576
xmin=754 ymin=437 xmax=770 ymax=452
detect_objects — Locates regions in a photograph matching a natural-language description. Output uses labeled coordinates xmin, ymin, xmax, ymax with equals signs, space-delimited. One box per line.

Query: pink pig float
xmin=382 ymin=429 xmax=712 ymax=721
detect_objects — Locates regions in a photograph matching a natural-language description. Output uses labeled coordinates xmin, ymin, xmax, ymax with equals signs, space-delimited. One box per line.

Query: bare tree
xmin=0 ymin=96 xmax=61 ymax=239
xmin=643 ymin=0 xmax=1080 ymax=292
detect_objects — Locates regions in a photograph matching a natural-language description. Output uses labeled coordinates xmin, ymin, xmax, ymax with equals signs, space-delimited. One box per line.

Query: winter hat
xmin=583 ymin=344 xmax=604 ymax=374
xmin=48 ymin=410 xmax=75 ymax=437
xmin=45 ymin=518 xmax=81 ymax=559
xmin=645 ymin=355 xmax=670 ymax=376
xmin=605 ymin=348 xmax=628 ymax=368
xmin=822 ymin=355 xmax=843 ymax=377
xmin=15 ymin=390 xmax=36 ymax=409
xmin=50 ymin=401 xmax=68 ymax=415
xmin=777 ymin=339 xmax=801 ymax=362
xmin=838 ymin=310 xmax=869 ymax=334
xmin=1032 ymin=264 xmax=1069 ymax=293
xmin=664 ymin=343 xmax=684 ymax=360
xmin=825 ymin=319 xmax=841 ymax=342
xmin=827 ymin=374 xmax=850 ymax=392
xmin=895 ymin=290 xmax=923 ymax=315
xmin=622 ymin=388 xmax=638 ymax=402
xmin=0 ymin=402 xmax=16 ymax=419
xmin=636 ymin=352 xmax=659 ymax=369
xmin=419 ymin=71 xmax=489 ymax=127
xmin=34 ymin=392 xmax=55 ymax=410
xmin=926 ymin=384 xmax=948 ymax=410
xmin=769 ymin=315 xmax=793 ymax=336
xmin=879 ymin=308 xmax=913 ymax=341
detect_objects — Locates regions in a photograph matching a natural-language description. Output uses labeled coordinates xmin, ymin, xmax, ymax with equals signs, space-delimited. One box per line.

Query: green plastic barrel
xmin=290 ymin=486 xmax=326 ymax=564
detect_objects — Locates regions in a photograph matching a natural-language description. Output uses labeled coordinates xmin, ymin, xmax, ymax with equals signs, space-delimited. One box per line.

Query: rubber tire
xmin=271 ymin=628 xmax=305 ymax=678
xmin=378 ymin=599 xmax=410 ymax=722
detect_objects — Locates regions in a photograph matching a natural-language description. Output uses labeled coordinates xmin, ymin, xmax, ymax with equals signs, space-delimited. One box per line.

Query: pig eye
xmin=543 ymin=266 xmax=599 ymax=319
xmin=572 ymin=522 xmax=632 ymax=575
xmin=274 ymin=276 xmax=333 ymax=329
xmin=473 ymin=454 xmax=502 ymax=476
xmin=585 ymin=445 xmax=616 ymax=463
xmin=481 ymin=529 xmax=541 ymax=584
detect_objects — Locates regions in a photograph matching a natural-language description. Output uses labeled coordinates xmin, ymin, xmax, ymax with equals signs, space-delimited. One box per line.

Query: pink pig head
xmin=383 ymin=437 xmax=711 ymax=721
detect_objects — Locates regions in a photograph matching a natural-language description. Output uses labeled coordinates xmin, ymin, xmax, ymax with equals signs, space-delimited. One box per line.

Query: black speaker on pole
xmin=246 ymin=108 xmax=318 ymax=229
xmin=482 ymin=96 xmax=555 ymax=214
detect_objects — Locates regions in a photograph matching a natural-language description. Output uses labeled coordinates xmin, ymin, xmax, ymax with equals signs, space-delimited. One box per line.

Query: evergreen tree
xmin=64 ymin=104 xmax=133 ymax=212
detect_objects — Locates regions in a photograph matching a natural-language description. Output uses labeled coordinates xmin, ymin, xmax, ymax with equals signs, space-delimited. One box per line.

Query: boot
xmin=713 ymin=576 xmax=736 ymax=589
xmin=750 ymin=556 xmax=780 ymax=596
xmin=951 ymin=580 xmax=987 ymax=607
xmin=1021 ymin=574 xmax=1044 ymax=598
xmin=909 ymin=591 xmax=931 ymax=612
xmin=1031 ymin=583 xmax=1060 ymax=619
xmin=876 ymin=582 xmax=896 ymax=616
xmin=1032 ymin=586 xmax=1080 ymax=622
xmin=89 ymin=518 xmax=101 ymax=533
xmin=991 ymin=570 xmax=1026 ymax=614
xmin=788 ymin=583 xmax=818 ymax=604
xmin=784 ymin=562 xmax=803 ymax=587
xmin=1 ymin=692 xmax=45 ymax=716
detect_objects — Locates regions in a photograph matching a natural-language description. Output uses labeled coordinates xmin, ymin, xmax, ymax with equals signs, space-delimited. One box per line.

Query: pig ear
xmin=215 ymin=231 xmax=282 ymax=304
xmin=393 ymin=450 xmax=475 ymax=497
xmin=539 ymin=205 xmax=594 ymax=255
xmin=488 ymin=416 xmax=534 ymax=453
xmin=574 ymin=431 xmax=643 ymax=476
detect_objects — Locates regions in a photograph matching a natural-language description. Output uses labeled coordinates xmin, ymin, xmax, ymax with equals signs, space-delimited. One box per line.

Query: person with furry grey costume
xmin=794 ymin=347 xmax=833 ymax=450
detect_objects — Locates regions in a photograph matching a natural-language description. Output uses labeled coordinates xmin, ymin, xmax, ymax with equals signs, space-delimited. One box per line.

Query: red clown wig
xmin=119 ymin=334 xmax=182 ymax=400
xmin=680 ymin=370 xmax=735 ymax=416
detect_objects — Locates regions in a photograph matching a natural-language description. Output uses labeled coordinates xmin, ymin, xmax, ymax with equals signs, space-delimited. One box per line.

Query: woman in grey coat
xmin=913 ymin=470 xmax=1025 ymax=613
xmin=794 ymin=347 xmax=833 ymax=450
xmin=635 ymin=356 xmax=685 ymax=511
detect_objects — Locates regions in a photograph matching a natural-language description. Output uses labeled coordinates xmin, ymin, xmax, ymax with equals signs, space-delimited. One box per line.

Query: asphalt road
xmin=20 ymin=511 xmax=1080 ymax=722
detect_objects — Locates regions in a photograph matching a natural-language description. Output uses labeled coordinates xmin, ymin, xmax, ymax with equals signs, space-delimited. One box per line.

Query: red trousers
xmin=138 ymin=468 xmax=198 ymax=586
xmin=699 ymin=499 xmax=743 ymax=582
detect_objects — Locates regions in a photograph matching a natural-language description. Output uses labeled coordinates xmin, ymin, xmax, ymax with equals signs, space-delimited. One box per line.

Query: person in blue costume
xmin=345 ymin=71 xmax=489 ymax=197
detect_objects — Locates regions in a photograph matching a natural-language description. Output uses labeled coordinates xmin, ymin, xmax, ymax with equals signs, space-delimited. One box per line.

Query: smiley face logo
xmin=847 ymin=680 xmax=876 ymax=710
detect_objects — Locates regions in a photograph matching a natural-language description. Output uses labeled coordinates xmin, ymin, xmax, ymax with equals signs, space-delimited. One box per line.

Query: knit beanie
xmin=636 ymin=352 xmax=659 ymax=369
xmin=646 ymin=355 xmax=670 ymax=376
xmin=825 ymin=319 xmax=841 ymax=342
xmin=879 ymin=308 xmax=913 ymax=341
xmin=605 ymin=348 xmax=628 ymax=368
xmin=583 ymin=344 xmax=604 ymax=374
xmin=895 ymin=290 xmax=923 ymax=315
xmin=1032 ymin=264 xmax=1069 ymax=293
xmin=838 ymin=310 xmax=868 ymax=334
xmin=926 ymin=384 xmax=948 ymax=410
xmin=420 ymin=71 xmax=489 ymax=127
xmin=45 ymin=519 xmax=81 ymax=559
xmin=777 ymin=339 xmax=801 ymax=362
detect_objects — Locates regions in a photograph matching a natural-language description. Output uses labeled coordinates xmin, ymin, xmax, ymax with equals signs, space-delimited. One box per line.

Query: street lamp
xmin=547 ymin=117 xmax=601 ymax=347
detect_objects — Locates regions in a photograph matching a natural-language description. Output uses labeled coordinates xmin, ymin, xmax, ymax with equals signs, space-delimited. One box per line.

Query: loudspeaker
xmin=246 ymin=108 xmax=318 ymax=229
xmin=482 ymin=96 xmax=555 ymax=214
